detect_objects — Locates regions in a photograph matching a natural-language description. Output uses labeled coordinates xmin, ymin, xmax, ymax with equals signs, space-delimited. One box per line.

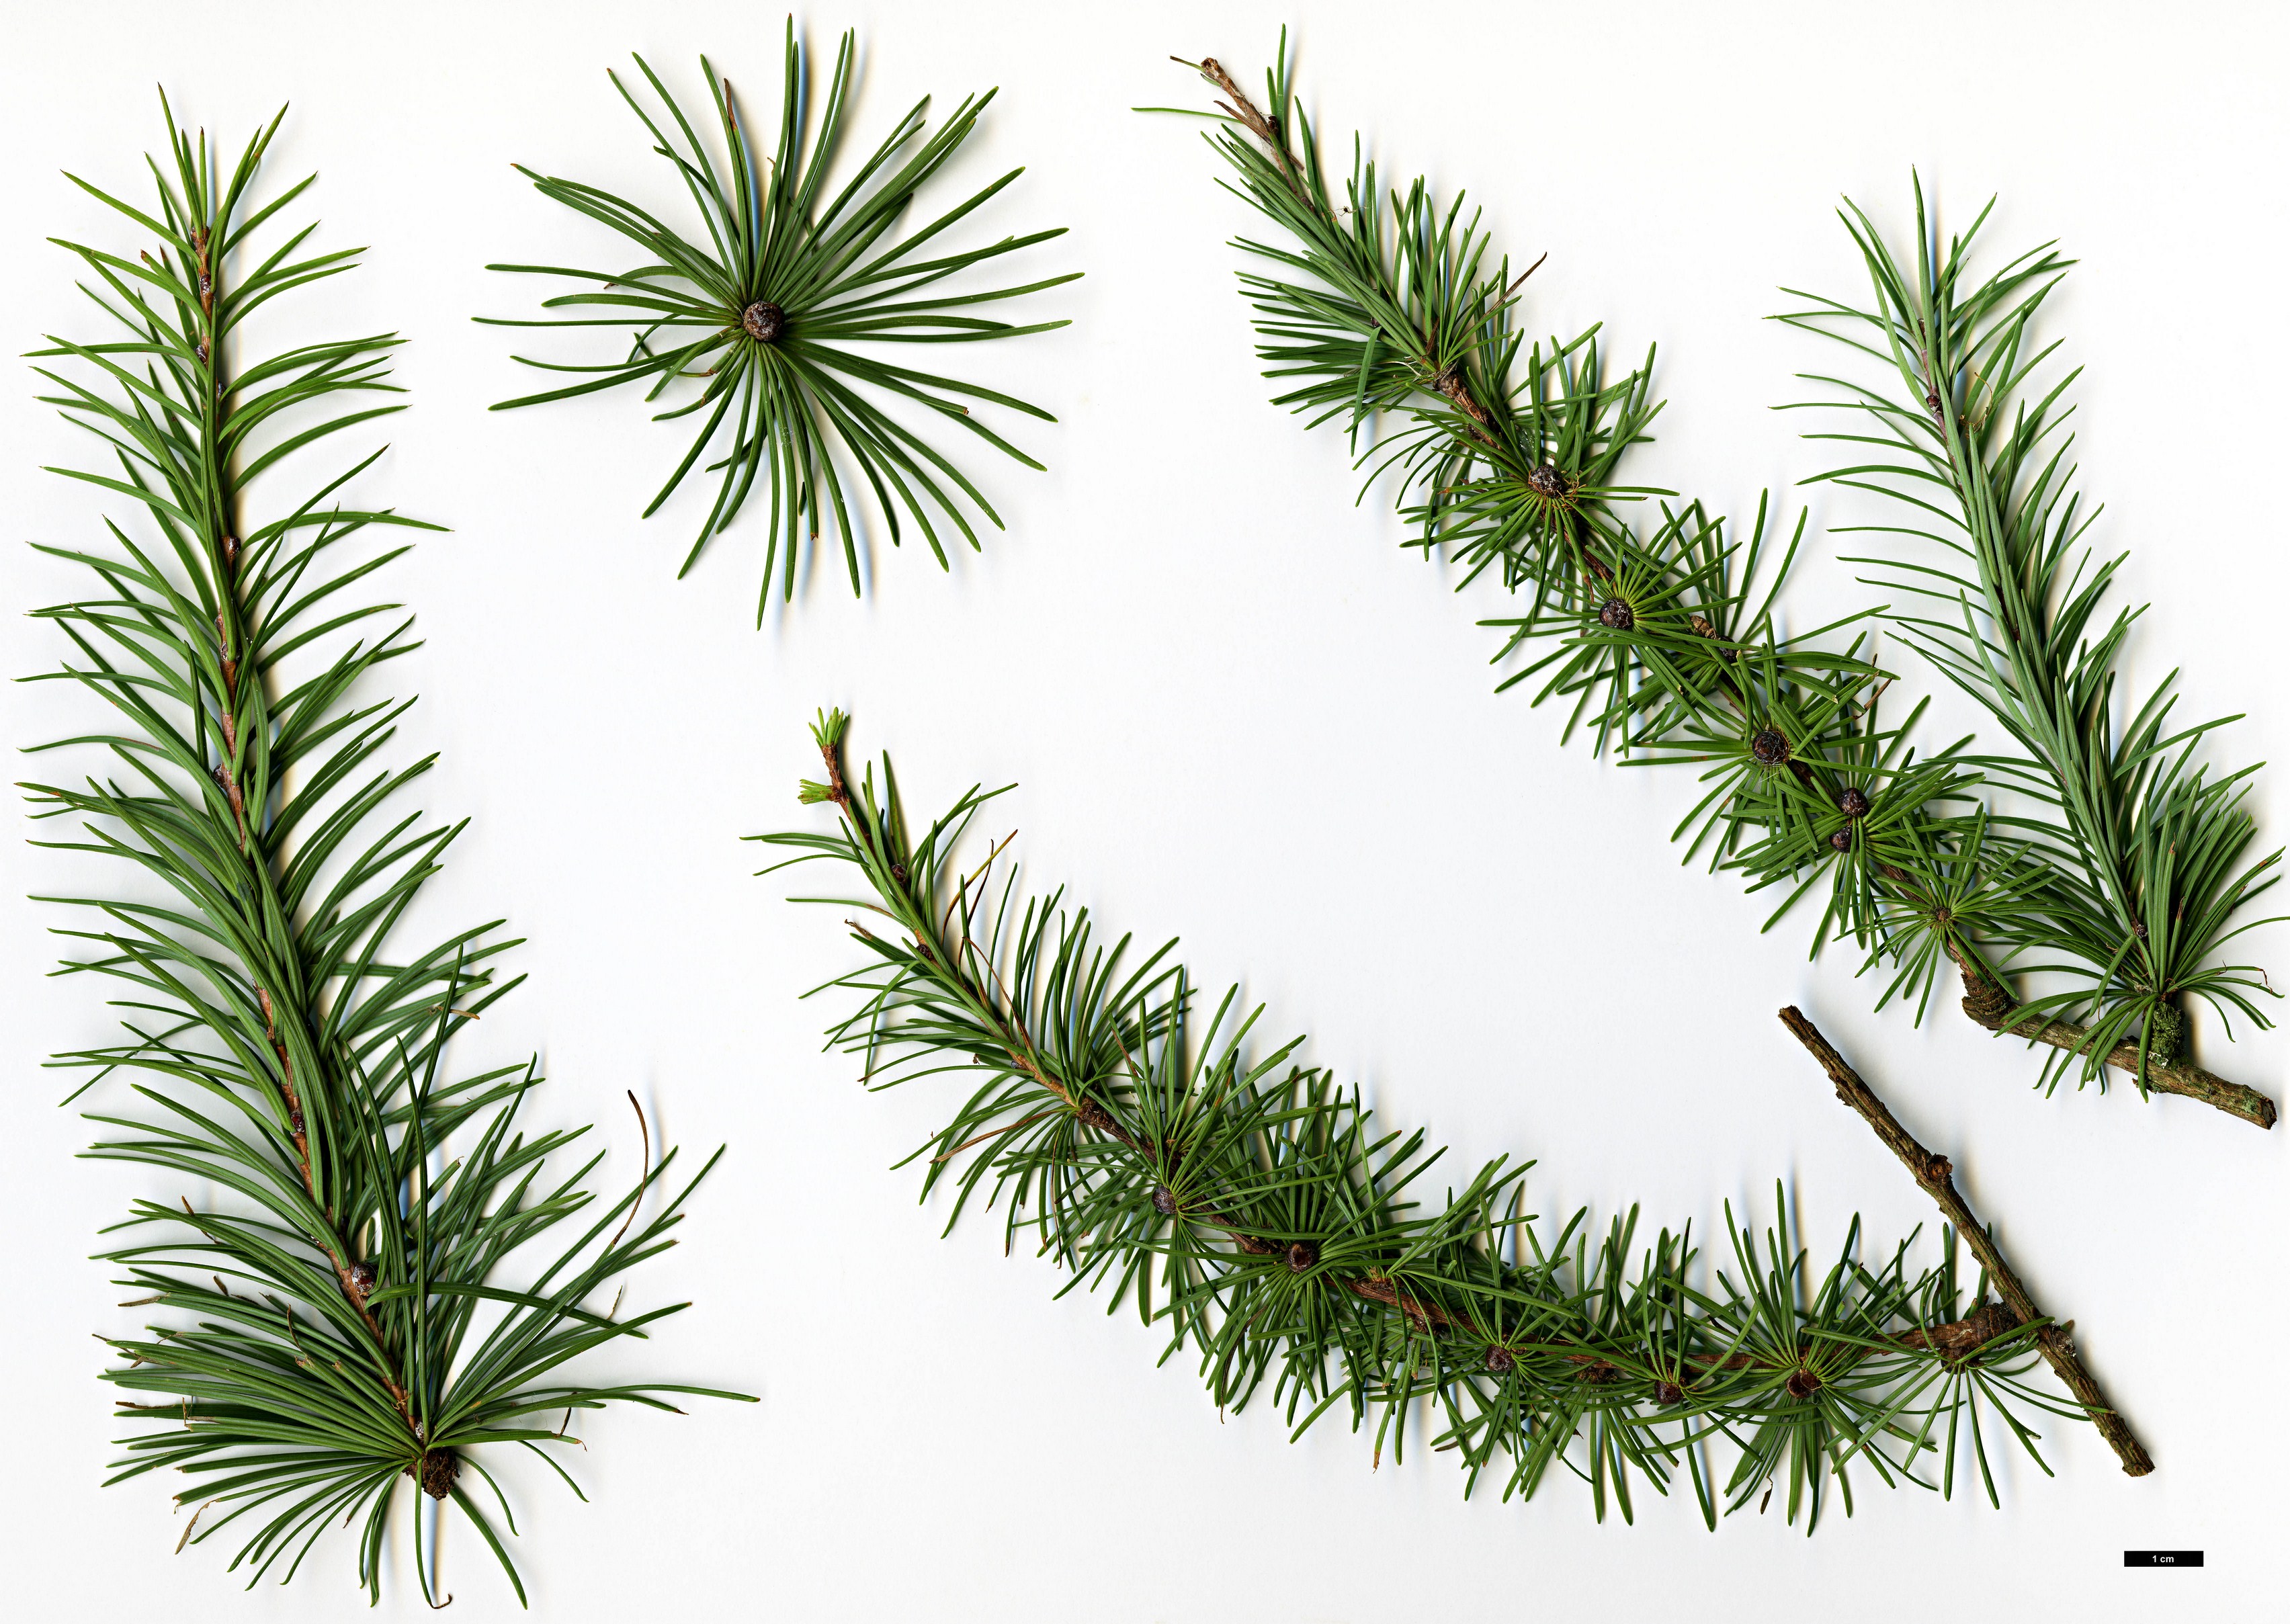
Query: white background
xmin=1 ymin=1 xmax=2283 ymax=1617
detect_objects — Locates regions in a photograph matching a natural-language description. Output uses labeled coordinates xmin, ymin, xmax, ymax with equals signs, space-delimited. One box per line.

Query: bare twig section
xmin=1431 ymin=361 xmax=1496 ymax=432
xmin=1345 ymin=1272 xmax=1456 ymax=1331
xmin=1175 ymin=56 xmax=1300 ymax=196
xmin=1953 ymin=967 xmax=2275 ymax=1129
xmin=816 ymin=729 xmax=851 ymax=808
xmin=1778 ymin=1005 xmax=2154 ymax=1477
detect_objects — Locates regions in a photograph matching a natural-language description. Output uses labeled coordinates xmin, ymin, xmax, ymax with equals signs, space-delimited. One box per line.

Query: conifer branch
xmin=26 ymin=97 xmax=751 ymax=1602
xmin=1779 ymin=1007 xmax=2152 ymax=1476
xmin=1154 ymin=43 xmax=2280 ymax=1129
xmin=761 ymin=712 xmax=2133 ymax=1529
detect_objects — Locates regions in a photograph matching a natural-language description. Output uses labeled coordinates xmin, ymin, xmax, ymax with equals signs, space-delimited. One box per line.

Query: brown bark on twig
xmin=1432 ymin=361 xmax=1496 ymax=435
xmin=191 ymin=236 xmax=421 ymax=1439
xmin=1179 ymin=57 xmax=1298 ymax=194
xmin=1179 ymin=53 xmax=1511 ymax=454
xmin=1779 ymin=1005 xmax=2154 ymax=1477
xmin=1951 ymin=963 xmax=2274 ymax=1129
